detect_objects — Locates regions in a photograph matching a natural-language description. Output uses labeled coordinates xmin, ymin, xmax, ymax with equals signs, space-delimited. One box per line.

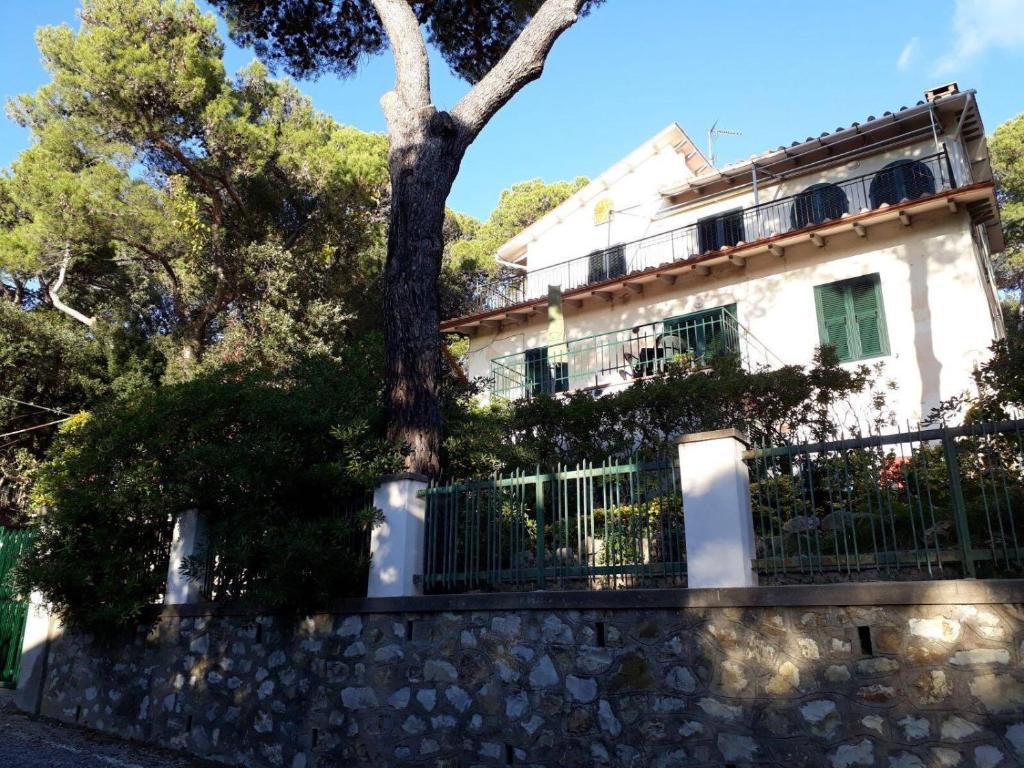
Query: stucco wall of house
xmin=30 ymin=583 xmax=1024 ymax=768
xmin=514 ymin=137 xmax=951 ymax=276
xmin=502 ymin=129 xmax=698 ymax=274
xmin=468 ymin=210 xmax=999 ymax=425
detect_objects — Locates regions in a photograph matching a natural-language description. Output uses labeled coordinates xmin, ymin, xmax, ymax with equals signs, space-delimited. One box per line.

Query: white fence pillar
xmin=15 ymin=592 xmax=58 ymax=714
xmin=164 ymin=509 xmax=208 ymax=605
xmin=368 ymin=474 xmax=428 ymax=598
xmin=678 ymin=429 xmax=759 ymax=589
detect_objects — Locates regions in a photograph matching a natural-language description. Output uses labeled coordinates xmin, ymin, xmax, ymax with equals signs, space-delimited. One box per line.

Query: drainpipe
xmin=927 ymin=102 xmax=942 ymax=153
xmin=752 ymin=163 xmax=761 ymax=238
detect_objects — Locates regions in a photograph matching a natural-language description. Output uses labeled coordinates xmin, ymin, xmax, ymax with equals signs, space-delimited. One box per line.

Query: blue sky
xmin=2 ymin=0 xmax=1023 ymax=220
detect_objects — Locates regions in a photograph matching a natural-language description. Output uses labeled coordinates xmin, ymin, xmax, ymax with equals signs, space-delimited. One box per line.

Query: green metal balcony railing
xmin=454 ymin=151 xmax=958 ymax=319
xmin=490 ymin=306 xmax=778 ymax=400
xmin=748 ymin=419 xmax=1024 ymax=582
xmin=423 ymin=456 xmax=683 ymax=593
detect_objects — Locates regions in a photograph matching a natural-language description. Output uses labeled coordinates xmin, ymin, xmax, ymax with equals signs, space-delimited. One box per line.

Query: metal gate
xmin=0 ymin=527 xmax=33 ymax=687
xmin=423 ymin=456 xmax=685 ymax=593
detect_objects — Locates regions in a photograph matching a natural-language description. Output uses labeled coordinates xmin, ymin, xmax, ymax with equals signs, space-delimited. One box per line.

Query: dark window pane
xmin=791 ymin=183 xmax=849 ymax=229
xmin=524 ymin=347 xmax=551 ymax=397
xmin=552 ymin=362 xmax=569 ymax=392
xmin=587 ymin=245 xmax=626 ymax=283
xmin=697 ymin=210 xmax=745 ymax=253
xmin=662 ymin=305 xmax=739 ymax=366
xmin=869 ymin=160 xmax=936 ymax=207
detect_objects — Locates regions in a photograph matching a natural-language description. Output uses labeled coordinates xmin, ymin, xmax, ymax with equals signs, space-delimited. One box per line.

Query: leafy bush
xmin=444 ymin=347 xmax=885 ymax=475
xmin=19 ymin=345 xmax=399 ymax=634
xmin=0 ymin=303 xmax=164 ymax=525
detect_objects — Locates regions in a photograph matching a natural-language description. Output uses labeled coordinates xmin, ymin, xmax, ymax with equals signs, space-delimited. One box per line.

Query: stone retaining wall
xmin=30 ymin=582 xmax=1024 ymax=767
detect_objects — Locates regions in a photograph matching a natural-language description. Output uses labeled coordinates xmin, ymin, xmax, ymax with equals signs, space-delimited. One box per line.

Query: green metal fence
xmin=423 ymin=457 xmax=684 ymax=592
xmin=748 ymin=420 xmax=1024 ymax=583
xmin=0 ymin=527 xmax=34 ymax=687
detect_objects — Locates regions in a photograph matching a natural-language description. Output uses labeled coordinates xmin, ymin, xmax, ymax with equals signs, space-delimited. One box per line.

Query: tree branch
xmin=151 ymin=137 xmax=227 ymax=275
xmin=371 ymin=0 xmax=432 ymax=118
xmin=451 ymin=0 xmax=585 ymax=138
xmin=110 ymin=235 xmax=184 ymax=319
xmin=153 ymin=138 xmax=221 ymax=205
xmin=184 ymin=270 xmax=233 ymax=358
xmin=48 ymin=246 xmax=97 ymax=328
xmin=212 ymin=168 xmax=246 ymax=214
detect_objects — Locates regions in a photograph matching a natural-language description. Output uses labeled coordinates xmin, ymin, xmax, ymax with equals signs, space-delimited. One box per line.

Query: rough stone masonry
xmin=29 ymin=582 xmax=1024 ymax=767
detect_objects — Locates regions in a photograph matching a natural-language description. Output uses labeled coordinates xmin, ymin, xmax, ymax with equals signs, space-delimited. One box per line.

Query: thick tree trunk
xmin=369 ymin=0 xmax=587 ymax=476
xmin=383 ymin=118 xmax=465 ymax=476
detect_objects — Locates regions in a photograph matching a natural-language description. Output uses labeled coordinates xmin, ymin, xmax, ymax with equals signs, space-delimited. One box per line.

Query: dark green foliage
xmin=990 ymin=113 xmax=1024 ymax=320
xmin=211 ymin=0 xmax=604 ymax=82
xmin=3 ymin=0 xmax=390 ymax=369
xmin=0 ymin=303 xmax=164 ymax=525
xmin=18 ymin=343 xmax=400 ymax=634
xmin=443 ymin=348 xmax=880 ymax=476
xmin=971 ymin=328 xmax=1024 ymax=419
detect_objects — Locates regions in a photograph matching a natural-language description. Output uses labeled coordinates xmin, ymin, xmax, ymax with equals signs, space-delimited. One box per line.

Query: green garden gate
xmin=0 ymin=527 xmax=33 ymax=687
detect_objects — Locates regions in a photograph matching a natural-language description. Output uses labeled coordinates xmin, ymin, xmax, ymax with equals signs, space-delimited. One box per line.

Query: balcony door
xmin=662 ymin=304 xmax=739 ymax=368
xmin=697 ymin=210 xmax=745 ymax=254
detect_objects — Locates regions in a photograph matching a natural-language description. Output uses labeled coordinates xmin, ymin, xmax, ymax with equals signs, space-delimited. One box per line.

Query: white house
xmin=442 ymin=84 xmax=1004 ymax=425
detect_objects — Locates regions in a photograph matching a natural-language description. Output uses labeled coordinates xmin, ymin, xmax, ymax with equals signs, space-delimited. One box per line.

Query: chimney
xmin=924 ymin=82 xmax=959 ymax=102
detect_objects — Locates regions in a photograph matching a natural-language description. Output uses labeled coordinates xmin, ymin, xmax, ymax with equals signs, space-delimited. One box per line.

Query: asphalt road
xmin=0 ymin=699 xmax=208 ymax=768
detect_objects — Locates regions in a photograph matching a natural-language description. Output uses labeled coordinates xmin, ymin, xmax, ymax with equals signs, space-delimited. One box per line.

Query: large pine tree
xmin=209 ymin=0 xmax=604 ymax=475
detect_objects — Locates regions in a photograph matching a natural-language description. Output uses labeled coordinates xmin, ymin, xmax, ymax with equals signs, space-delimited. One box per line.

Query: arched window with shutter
xmin=790 ymin=183 xmax=849 ymax=229
xmin=814 ymin=274 xmax=889 ymax=362
xmin=587 ymin=244 xmax=626 ymax=284
xmin=869 ymin=160 xmax=936 ymax=208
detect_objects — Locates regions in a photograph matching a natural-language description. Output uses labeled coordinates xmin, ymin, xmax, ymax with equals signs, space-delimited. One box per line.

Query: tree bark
xmin=47 ymin=247 xmax=97 ymax=328
xmin=372 ymin=0 xmax=589 ymax=476
xmin=383 ymin=114 xmax=466 ymax=477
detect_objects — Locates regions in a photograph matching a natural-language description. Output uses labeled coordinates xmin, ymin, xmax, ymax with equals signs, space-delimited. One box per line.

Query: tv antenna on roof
xmin=707 ymin=120 xmax=742 ymax=167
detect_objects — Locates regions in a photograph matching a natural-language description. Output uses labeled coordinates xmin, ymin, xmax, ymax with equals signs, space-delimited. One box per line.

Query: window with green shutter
xmin=814 ymin=274 xmax=889 ymax=362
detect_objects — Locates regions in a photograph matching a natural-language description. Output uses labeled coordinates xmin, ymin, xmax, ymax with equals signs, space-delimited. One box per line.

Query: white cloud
xmin=897 ymin=37 xmax=920 ymax=71
xmin=934 ymin=0 xmax=1024 ymax=74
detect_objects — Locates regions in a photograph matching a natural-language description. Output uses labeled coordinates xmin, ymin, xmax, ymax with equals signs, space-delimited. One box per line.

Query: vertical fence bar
xmin=942 ymin=429 xmax=976 ymax=577
xmin=535 ymin=468 xmax=546 ymax=589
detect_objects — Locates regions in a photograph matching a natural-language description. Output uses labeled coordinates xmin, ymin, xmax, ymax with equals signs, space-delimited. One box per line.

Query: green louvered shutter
xmin=815 ymin=282 xmax=853 ymax=362
xmin=850 ymin=277 xmax=889 ymax=358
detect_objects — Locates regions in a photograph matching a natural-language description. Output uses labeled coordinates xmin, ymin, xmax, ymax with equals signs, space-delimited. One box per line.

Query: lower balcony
xmin=490 ymin=306 xmax=777 ymax=400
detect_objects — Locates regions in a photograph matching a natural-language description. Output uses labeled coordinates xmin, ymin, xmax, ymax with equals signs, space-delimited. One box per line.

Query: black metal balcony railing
xmin=456 ymin=151 xmax=957 ymax=318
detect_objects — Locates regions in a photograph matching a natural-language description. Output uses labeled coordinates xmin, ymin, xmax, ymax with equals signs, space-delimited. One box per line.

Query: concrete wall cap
xmin=157 ymin=578 xmax=1024 ymax=619
xmin=677 ymin=428 xmax=750 ymax=446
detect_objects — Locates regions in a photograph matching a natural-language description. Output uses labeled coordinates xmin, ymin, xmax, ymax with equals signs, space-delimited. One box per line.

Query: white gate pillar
xmin=677 ymin=429 xmax=759 ymax=589
xmin=164 ymin=509 xmax=208 ymax=605
xmin=15 ymin=592 xmax=58 ymax=714
xmin=368 ymin=474 xmax=428 ymax=598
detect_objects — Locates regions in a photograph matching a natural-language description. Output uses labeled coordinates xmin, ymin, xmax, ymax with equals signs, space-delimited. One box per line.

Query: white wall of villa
xmin=466 ymin=210 xmax=1001 ymax=426
xmin=458 ymin=88 xmax=1003 ymax=428
xmin=505 ymin=136 xmax=961 ymax=278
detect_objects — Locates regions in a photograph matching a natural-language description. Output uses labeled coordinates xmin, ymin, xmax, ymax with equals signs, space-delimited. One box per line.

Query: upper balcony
xmin=443 ymin=150 xmax=993 ymax=329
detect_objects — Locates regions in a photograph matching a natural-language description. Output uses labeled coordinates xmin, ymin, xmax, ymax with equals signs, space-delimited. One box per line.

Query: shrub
xmin=444 ymin=347 xmax=885 ymax=475
xmin=19 ymin=348 xmax=399 ymax=634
